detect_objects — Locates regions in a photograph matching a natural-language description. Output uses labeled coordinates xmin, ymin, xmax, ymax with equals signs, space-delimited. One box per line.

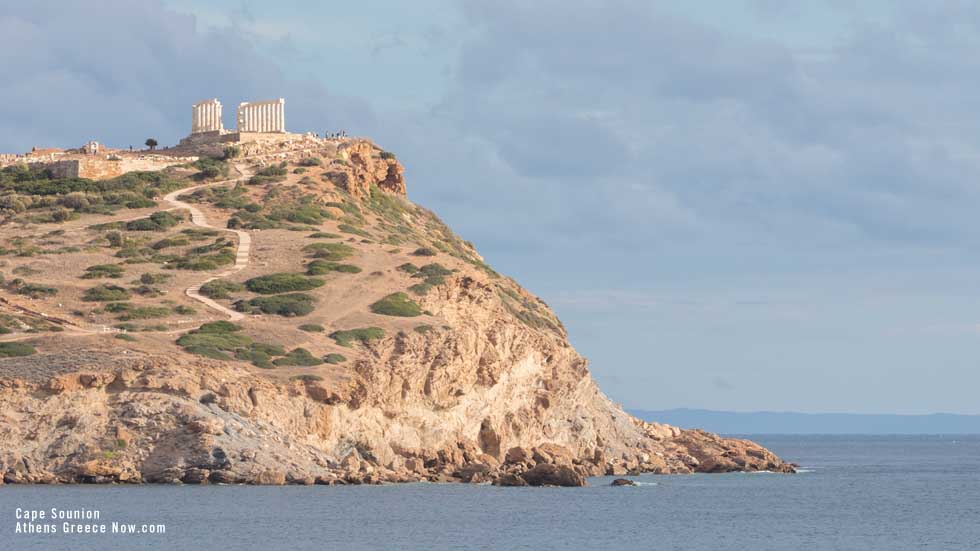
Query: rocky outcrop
xmin=322 ymin=140 xmax=405 ymax=197
xmin=0 ymin=140 xmax=793 ymax=486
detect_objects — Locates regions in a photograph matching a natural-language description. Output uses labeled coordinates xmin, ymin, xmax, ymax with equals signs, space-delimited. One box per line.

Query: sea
xmin=1 ymin=435 xmax=978 ymax=550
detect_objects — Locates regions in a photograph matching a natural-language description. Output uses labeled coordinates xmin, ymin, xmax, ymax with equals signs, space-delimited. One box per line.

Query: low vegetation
xmin=176 ymin=321 xmax=287 ymax=367
xmin=82 ymin=284 xmax=130 ymax=302
xmin=306 ymin=260 xmax=361 ymax=275
xmin=234 ymin=293 xmax=316 ymax=316
xmin=244 ymin=273 xmax=325 ymax=294
xmin=125 ymin=211 xmax=182 ymax=232
xmin=329 ymin=327 xmax=384 ymax=347
xmin=273 ymin=347 xmax=322 ymax=366
xmin=411 ymin=247 xmax=437 ymax=257
xmin=0 ymin=342 xmax=37 ymax=357
xmin=248 ymin=162 xmax=288 ymax=185
xmin=301 ymin=242 xmax=355 ymax=261
xmin=199 ymin=280 xmax=245 ymax=299
xmin=370 ymin=292 xmax=422 ymax=317
xmin=7 ymin=282 xmax=58 ymax=298
xmin=298 ymin=324 xmax=324 ymax=332
xmin=323 ymin=353 xmax=347 ymax=364
xmin=0 ymin=167 xmax=180 ymax=223
xmin=192 ymin=157 xmax=230 ymax=180
xmin=81 ymin=264 xmax=125 ymax=279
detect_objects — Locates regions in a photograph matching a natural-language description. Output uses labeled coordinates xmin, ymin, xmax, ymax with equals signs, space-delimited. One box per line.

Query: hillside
xmin=0 ymin=137 xmax=793 ymax=485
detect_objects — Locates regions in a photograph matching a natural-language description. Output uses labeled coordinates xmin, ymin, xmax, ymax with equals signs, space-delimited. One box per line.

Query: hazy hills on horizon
xmin=629 ymin=408 xmax=980 ymax=435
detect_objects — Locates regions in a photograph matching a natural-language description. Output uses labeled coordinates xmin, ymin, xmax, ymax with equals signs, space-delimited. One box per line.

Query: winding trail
xmin=162 ymin=180 xmax=251 ymax=322
xmin=0 ymin=174 xmax=252 ymax=342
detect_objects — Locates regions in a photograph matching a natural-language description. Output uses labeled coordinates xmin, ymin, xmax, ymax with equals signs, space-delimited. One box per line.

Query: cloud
xmin=414 ymin=0 xmax=980 ymax=265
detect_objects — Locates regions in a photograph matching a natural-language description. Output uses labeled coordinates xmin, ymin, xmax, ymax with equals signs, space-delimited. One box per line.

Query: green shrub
xmin=151 ymin=237 xmax=189 ymax=250
xmin=273 ymin=347 xmax=323 ymax=366
xmin=306 ymin=260 xmax=362 ymax=275
xmin=370 ymin=292 xmax=422 ymax=317
xmin=234 ymin=293 xmax=316 ymax=316
xmin=139 ymin=273 xmax=171 ymax=285
xmin=338 ymin=223 xmax=371 ymax=238
xmin=323 ymin=353 xmax=347 ymax=364
xmin=118 ymin=306 xmax=171 ymax=321
xmin=413 ymin=324 xmax=433 ymax=334
xmin=15 ymin=284 xmax=59 ymax=298
xmin=298 ymin=157 xmax=322 ymax=167
xmin=397 ymin=263 xmax=419 ymax=274
xmin=412 ymin=247 xmax=437 ymax=257
xmin=115 ymin=333 xmax=137 ymax=342
xmin=308 ymin=232 xmax=340 ymax=239
xmin=251 ymin=342 xmax=286 ymax=356
xmin=174 ymin=305 xmax=195 ymax=315
xmin=379 ymin=151 xmax=396 ymax=160
xmin=199 ymin=280 xmax=245 ymax=299
xmin=197 ymin=321 xmax=242 ymax=333
xmin=416 ymin=263 xmax=452 ymax=280
xmin=0 ymin=342 xmax=36 ymax=357
xmin=81 ymin=264 xmax=125 ymax=279
xmin=125 ymin=211 xmax=181 ymax=231
xmin=193 ymin=157 xmax=229 ymax=180
xmin=181 ymin=228 xmax=220 ymax=240
xmin=177 ymin=329 xmax=252 ymax=352
xmin=222 ymin=146 xmax=241 ymax=160
xmin=235 ymin=345 xmax=273 ymax=369
xmin=131 ymin=285 xmax=163 ymax=297
xmin=302 ymin=242 xmax=355 ymax=261
xmin=168 ymin=246 xmax=236 ymax=270
xmin=82 ymin=284 xmax=130 ymax=302
xmin=329 ymin=327 xmax=384 ymax=347
xmin=244 ymin=273 xmax=325 ymax=294
xmin=408 ymin=282 xmax=432 ymax=295
xmin=298 ymin=324 xmax=325 ymax=332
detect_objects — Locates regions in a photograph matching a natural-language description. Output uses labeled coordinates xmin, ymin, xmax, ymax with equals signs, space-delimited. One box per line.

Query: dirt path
xmin=162 ymin=180 xmax=250 ymax=321
xmin=1 ymin=171 xmax=251 ymax=341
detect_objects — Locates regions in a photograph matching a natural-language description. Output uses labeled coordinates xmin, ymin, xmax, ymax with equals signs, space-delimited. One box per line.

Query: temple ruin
xmin=192 ymin=99 xmax=223 ymax=134
xmin=237 ymin=99 xmax=285 ymax=133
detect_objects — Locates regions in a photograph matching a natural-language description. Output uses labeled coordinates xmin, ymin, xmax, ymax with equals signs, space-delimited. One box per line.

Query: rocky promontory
xmin=0 ymin=136 xmax=794 ymax=486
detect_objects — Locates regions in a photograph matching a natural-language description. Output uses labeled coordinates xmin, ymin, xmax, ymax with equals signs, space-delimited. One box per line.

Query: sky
xmin=2 ymin=0 xmax=980 ymax=414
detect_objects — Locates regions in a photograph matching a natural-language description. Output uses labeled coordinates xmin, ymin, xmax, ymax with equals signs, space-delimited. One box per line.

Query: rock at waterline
xmin=610 ymin=478 xmax=637 ymax=486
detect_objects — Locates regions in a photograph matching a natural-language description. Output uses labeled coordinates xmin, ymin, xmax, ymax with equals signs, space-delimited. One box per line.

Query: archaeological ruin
xmin=1 ymin=97 xmax=336 ymax=180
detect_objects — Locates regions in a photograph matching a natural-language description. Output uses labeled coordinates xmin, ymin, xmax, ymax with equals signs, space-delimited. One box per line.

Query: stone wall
xmin=41 ymin=156 xmax=197 ymax=180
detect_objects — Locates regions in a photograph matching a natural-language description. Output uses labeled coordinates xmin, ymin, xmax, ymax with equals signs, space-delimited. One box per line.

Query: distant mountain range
xmin=629 ymin=408 xmax=980 ymax=435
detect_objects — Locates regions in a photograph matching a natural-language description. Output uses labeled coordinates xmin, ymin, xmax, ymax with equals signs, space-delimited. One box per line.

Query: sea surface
xmin=1 ymin=435 xmax=978 ymax=550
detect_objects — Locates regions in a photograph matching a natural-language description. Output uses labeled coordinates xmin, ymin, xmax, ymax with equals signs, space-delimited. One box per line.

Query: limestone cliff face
xmin=0 ymin=138 xmax=792 ymax=486
xmin=0 ymin=271 xmax=791 ymax=485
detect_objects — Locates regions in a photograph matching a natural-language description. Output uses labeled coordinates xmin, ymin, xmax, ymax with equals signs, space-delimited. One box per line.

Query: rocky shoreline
xmin=0 ymin=139 xmax=795 ymax=487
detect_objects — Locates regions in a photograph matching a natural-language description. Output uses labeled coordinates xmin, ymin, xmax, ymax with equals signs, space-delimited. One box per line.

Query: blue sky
xmin=3 ymin=0 xmax=980 ymax=413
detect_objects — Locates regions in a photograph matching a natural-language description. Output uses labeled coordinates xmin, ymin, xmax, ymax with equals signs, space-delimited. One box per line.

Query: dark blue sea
xmin=2 ymin=435 xmax=978 ymax=550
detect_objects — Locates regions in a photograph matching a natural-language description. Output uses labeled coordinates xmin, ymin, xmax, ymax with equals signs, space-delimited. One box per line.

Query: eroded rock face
xmin=0 ymin=275 xmax=794 ymax=485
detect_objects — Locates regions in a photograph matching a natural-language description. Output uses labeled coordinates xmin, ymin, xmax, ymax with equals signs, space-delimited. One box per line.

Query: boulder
xmin=209 ymin=470 xmax=238 ymax=484
xmin=532 ymin=443 xmax=574 ymax=466
xmin=492 ymin=473 xmax=528 ymax=487
xmin=252 ymin=469 xmax=286 ymax=485
xmin=504 ymin=447 xmax=531 ymax=464
xmin=459 ymin=462 xmax=492 ymax=483
xmin=611 ymin=478 xmax=636 ymax=486
xmin=520 ymin=463 xmax=586 ymax=487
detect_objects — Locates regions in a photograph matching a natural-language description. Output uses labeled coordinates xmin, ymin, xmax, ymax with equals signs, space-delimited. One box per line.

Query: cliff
xmin=0 ymin=137 xmax=793 ymax=485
